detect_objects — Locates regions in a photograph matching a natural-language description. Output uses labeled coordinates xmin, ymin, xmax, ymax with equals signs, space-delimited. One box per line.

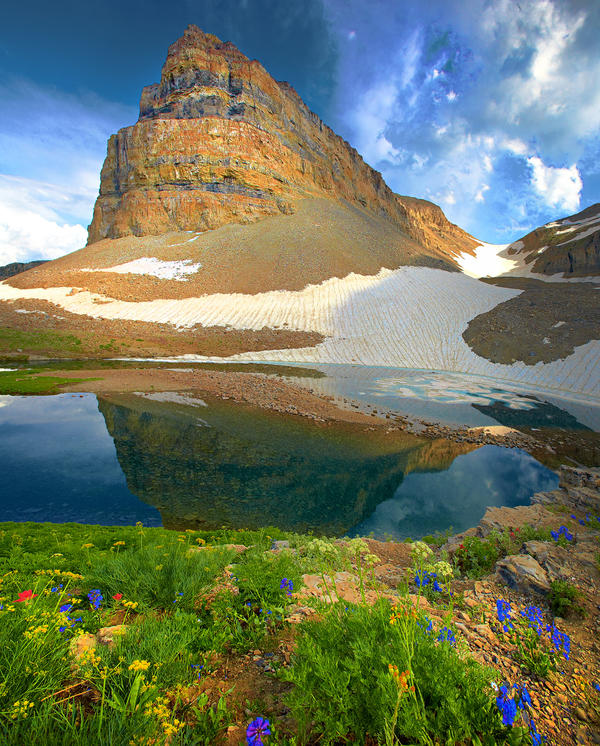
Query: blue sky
xmin=1 ymin=0 xmax=599 ymax=264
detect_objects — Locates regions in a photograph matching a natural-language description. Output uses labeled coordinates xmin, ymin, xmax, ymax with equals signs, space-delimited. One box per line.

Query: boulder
xmin=495 ymin=554 xmax=551 ymax=596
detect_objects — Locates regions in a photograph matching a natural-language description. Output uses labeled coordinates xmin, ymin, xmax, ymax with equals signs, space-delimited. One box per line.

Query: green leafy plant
xmin=548 ymin=579 xmax=585 ymax=619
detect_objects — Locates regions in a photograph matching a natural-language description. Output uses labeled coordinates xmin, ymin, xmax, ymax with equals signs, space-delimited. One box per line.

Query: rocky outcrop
xmin=495 ymin=554 xmax=551 ymax=596
xmin=505 ymin=203 xmax=600 ymax=277
xmin=87 ymin=24 xmax=474 ymax=269
xmin=0 ymin=260 xmax=47 ymax=281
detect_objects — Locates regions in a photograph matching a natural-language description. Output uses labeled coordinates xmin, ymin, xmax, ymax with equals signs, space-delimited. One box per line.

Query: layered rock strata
xmin=87 ymin=24 xmax=476 ymax=269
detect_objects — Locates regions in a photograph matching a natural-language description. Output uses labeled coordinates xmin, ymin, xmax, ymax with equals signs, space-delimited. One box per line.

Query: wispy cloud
xmin=0 ymin=78 xmax=134 ymax=263
xmin=323 ymin=0 xmax=600 ymax=241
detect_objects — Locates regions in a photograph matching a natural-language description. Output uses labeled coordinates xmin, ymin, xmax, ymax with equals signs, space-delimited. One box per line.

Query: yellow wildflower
xmin=128 ymin=659 xmax=151 ymax=673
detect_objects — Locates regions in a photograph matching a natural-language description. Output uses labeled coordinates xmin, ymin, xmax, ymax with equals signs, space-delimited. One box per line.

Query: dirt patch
xmin=7 ymin=198 xmax=457 ymax=301
xmin=463 ymin=280 xmax=600 ymax=364
xmin=0 ymin=298 xmax=323 ymax=358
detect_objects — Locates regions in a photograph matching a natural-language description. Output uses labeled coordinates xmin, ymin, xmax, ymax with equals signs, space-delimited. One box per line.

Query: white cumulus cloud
xmin=527 ymin=157 xmax=582 ymax=212
xmin=0 ymin=175 xmax=88 ymax=265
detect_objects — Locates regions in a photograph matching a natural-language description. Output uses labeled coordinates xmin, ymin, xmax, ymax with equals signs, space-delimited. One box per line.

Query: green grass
xmin=0 ymin=370 xmax=98 ymax=395
xmin=0 ymin=327 xmax=84 ymax=355
xmin=453 ymin=525 xmax=557 ymax=579
xmin=0 ymin=522 xmax=534 ymax=744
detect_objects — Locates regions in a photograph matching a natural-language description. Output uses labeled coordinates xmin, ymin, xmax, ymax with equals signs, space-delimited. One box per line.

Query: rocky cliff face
xmin=87 ymin=24 xmax=475 ymax=266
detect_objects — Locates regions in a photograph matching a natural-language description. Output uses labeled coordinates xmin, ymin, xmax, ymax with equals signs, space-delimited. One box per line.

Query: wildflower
xmin=529 ymin=718 xmax=542 ymax=746
xmin=547 ymin=624 xmax=570 ymax=660
xmin=551 ymin=525 xmax=573 ymax=542
xmin=191 ymin=664 xmax=204 ymax=679
xmin=594 ymin=683 xmax=600 ymax=693
xmin=128 ymin=660 xmax=151 ymax=673
xmin=246 ymin=716 xmax=271 ymax=745
xmin=113 ymin=541 xmax=125 ymax=547
xmin=280 ymin=578 xmax=293 ymax=597
xmin=495 ymin=684 xmax=517 ymax=726
xmin=59 ymin=604 xmax=73 ymax=613
xmin=15 ymin=590 xmax=38 ymax=603
xmin=112 ymin=593 xmax=123 ymax=601
xmin=437 ymin=627 xmax=456 ymax=646
xmin=410 ymin=541 xmax=433 ymax=561
xmin=521 ymin=605 xmax=544 ymax=636
xmin=88 ymin=589 xmax=103 ymax=610
xmin=417 ymin=616 xmax=433 ymax=634
xmin=50 ymin=585 xmax=63 ymax=592
xmin=496 ymin=599 xmax=514 ymax=632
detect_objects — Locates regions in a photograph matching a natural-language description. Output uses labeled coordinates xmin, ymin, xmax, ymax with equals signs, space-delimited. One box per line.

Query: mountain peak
xmin=86 ymin=25 xmax=475 ymax=271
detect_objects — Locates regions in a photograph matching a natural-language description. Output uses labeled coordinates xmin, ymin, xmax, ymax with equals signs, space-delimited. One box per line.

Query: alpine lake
xmin=2 ymin=360 xmax=599 ymax=540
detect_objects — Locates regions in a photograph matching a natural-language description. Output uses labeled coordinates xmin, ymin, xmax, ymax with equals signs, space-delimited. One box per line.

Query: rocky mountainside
xmin=0 ymin=260 xmax=47 ymax=281
xmin=503 ymin=203 xmax=600 ymax=277
xmin=0 ymin=26 xmax=598 ymax=397
xmin=86 ymin=24 xmax=475 ymax=266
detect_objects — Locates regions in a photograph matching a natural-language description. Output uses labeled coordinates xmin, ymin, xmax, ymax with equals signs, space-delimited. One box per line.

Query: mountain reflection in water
xmin=97 ymin=393 xmax=557 ymax=537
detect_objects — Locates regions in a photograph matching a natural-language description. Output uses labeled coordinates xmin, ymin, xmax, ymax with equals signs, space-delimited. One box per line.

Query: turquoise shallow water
xmin=0 ymin=390 xmax=559 ymax=538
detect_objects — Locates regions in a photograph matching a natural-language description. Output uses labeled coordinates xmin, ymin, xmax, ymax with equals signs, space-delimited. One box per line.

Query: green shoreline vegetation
xmin=0 ymin=370 xmax=99 ymax=395
xmin=0 ymin=521 xmax=558 ymax=745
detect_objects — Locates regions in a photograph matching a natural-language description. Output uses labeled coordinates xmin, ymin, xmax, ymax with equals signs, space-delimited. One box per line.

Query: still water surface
xmin=0 ymin=390 xmax=559 ymax=539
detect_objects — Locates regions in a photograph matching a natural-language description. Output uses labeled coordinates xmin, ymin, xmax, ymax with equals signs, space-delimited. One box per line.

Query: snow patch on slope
xmin=81 ymin=257 xmax=202 ymax=281
xmin=455 ymin=243 xmax=518 ymax=278
xmin=1 ymin=266 xmax=599 ymax=397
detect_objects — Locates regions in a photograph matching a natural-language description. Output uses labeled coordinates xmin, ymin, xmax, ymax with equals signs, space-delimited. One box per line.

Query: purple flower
xmin=59 ymin=603 xmax=73 ymax=613
xmin=246 ymin=716 xmax=271 ymax=745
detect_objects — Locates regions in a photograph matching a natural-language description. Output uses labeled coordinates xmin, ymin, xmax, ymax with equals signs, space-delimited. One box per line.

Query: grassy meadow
xmin=0 ymin=521 xmax=550 ymax=745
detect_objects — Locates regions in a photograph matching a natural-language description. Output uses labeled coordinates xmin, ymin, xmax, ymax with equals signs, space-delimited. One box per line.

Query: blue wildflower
xmin=418 ymin=615 xmax=433 ymax=634
xmin=59 ymin=603 xmax=73 ymax=613
xmin=513 ymin=683 xmax=532 ymax=709
xmin=246 ymin=716 xmax=271 ymax=745
xmin=280 ymin=578 xmax=293 ymax=597
xmin=529 ymin=718 xmax=542 ymax=746
xmin=593 ymin=683 xmax=600 ymax=693
xmin=495 ymin=684 xmax=517 ymax=726
xmin=547 ymin=624 xmax=570 ymax=660
xmin=437 ymin=627 xmax=456 ymax=646
xmin=521 ymin=605 xmax=544 ymax=636
xmin=87 ymin=589 xmax=103 ymax=610
xmin=496 ymin=599 xmax=514 ymax=632
xmin=191 ymin=664 xmax=204 ymax=679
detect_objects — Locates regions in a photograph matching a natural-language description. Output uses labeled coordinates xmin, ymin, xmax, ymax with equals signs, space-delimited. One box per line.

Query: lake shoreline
xmin=34 ymin=364 xmax=600 ymax=469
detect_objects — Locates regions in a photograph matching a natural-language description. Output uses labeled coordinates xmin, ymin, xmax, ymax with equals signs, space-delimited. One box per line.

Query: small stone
xmin=69 ymin=633 xmax=96 ymax=660
xmin=96 ymin=624 xmax=127 ymax=648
